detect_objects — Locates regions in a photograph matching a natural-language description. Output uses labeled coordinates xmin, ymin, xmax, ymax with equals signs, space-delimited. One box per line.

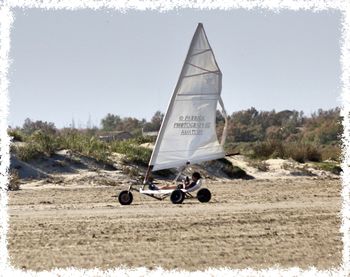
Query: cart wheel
xmin=197 ymin=188 xmax=211 ymax=203
xmin=170 ymin=189 xmax=185 ymax=204
xmin=118 ymin=190 xmax=133 ymax=205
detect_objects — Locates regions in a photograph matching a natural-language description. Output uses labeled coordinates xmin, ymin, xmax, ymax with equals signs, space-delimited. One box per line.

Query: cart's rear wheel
xmin=170 ymin=189 xmax=185 ymax=204
xmin=118 ymin=190 xmax=133 ymax=205
xmin=197 ymin=188 xmax=211 ymax=203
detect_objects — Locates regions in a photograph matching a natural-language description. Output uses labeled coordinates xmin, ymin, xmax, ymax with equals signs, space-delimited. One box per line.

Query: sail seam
xmin=190 ymin=49 xmax=211 ymax=57
xmin=183 ymin=71 xmax=220 ymax=78
xmin=175 ymin=98 xmax=218 ymax=102
xmin=186 ymin=62 xmax=217 ymax=73
xmin=158 ymin=146 xmax=223 ymax=153
xmin=177 ymin=93 xmax=219 ymax=96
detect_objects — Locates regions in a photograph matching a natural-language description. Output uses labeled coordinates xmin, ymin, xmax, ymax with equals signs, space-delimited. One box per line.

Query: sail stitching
xmin=183 ymin=71 xmax=220 ymax=78
xmin=177 ymin=93 xmax=219 ymax=96
xmin=175 ymin=98 xmax=218 ymax=102
xmin=190 ymin=49 xmax=211 ymax=57
xmin=186 ymin=62 xmax=216 ymax=74
xmin=158 ymin=146 xmax=223 ymax=153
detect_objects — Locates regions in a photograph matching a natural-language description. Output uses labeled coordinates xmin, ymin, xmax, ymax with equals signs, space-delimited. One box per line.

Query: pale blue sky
xmin=9 ymin=8 xmax=341 ymax=128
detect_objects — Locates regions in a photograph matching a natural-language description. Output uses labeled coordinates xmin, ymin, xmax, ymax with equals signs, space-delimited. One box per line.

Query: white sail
xmin=149 ymin=23 xmax=226 ymax=171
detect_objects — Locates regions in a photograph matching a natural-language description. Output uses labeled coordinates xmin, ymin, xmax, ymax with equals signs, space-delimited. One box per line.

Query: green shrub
xmin=57 ymin=131 xmax=89 ymax=153
xmin=285 ymin=144 xmax=305 ymax=163
xmin=331 ymin=165 xmax=342 ymax=175
xmin=110 ymin=140 xmax=151 ymax=166
xmin=285 ymin=143 xmax=322 ymax=163
xmin=22 ymin=118 xmax=57 ymax=136
xmin=319 ymin=144 xmax=341 ymax=162
xmin=131 ymin=136 xmax=156 ymax=145
xmin=15 ymin=143 xmax=41 ymax=161
xmin=14 ymin=131 xmax=58 ymax=161
xmin=8 ymin=129 xmax=25 ymax=142
xmin=251 ymin=140 xmax=284 ymax=159
xmin=310 ymin=161 xmax=342 ymax=175
xmin=57 ymin=131 xmax=111 ymax=164
xmin=30 ymin=130 xmax=58 ymax=156
xmin=14 ymin=130 xmax=59 ymax=161
xmin=304 ymin=145 xmax=322 ymax=162
xmin=217 ymin=158 xmax=249 ymax=179
xmin=56 ymin=131 xmax=151 ymax=166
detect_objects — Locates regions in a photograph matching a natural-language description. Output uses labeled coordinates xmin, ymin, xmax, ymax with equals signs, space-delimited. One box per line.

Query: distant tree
xmin=231 ymin=107 xmax=258 ymax=126
xmin=101 ymin=113 xmax=121 ymax=131
xmin=120 ymin=117 xmax=142 ymax=132
xmin=151 ymin=111 xmax=164 ymax=127
xmin=303 ymin=108 xmax=342 ymax=144
xmin=22 ymin=118 xmax=57 ymax=135
xmin=143 ymin=111 xmax=164 ymax=132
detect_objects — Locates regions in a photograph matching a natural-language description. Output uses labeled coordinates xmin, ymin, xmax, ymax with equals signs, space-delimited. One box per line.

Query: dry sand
xmin=8 ymin=174 xmax=342 ymax=271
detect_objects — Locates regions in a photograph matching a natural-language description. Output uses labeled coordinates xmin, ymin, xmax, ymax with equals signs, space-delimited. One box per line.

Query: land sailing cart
xmin=118 ymin=23 xmax=228 ymax=205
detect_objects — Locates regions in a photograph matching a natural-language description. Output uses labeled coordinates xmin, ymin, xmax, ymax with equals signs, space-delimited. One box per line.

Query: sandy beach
xmin=8 ymin=170 xmax=342 ymax=271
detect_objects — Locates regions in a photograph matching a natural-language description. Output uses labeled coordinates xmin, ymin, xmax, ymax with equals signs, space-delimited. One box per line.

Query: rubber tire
xmin=118 ymin=190 xmax=133 ymax=205
xmin=170 ymin=189 xmax=185 ymax=204
xmin=197 ymin=188 xmax=211 ymax=203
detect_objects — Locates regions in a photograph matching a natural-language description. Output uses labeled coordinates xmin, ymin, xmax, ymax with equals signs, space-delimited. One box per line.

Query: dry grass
xmin=8 ymin=169 xmax=21 ymax=191
xmin=248 ymin=160 xmax=270 ymax=172
xmin=251 ymin=141 xmax=322 ymax=163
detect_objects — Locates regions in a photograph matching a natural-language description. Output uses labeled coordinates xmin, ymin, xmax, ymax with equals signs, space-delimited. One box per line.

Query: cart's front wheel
xmin=170 ymin=189 xmax=185 ymax=204
xmin=118 ymin=190 xmax=133 ymax=205
xmin=197 ymin=188 xmax=211 ymax=203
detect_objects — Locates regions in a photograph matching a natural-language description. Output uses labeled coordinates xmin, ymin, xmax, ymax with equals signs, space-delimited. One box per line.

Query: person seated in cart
xmin=149 ymin=172 xmax=202 ymax=191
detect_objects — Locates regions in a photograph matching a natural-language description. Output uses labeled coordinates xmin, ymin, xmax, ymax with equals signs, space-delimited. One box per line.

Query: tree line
xmin=217 ymin=107 xmax=341 ymax=145
xmin=15 ymin=107 xmax=341 ymax=147
xmin=10 ymin=107 xmax=342 ymax=162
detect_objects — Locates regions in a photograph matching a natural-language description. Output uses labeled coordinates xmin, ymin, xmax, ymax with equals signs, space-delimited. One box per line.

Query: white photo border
xmin=0 ymin=1 xmax=348 ymax=276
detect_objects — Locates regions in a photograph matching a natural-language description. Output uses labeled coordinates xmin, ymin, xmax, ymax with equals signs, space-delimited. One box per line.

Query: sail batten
xmin=149 ymin=23 xmax=225 ymax=172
